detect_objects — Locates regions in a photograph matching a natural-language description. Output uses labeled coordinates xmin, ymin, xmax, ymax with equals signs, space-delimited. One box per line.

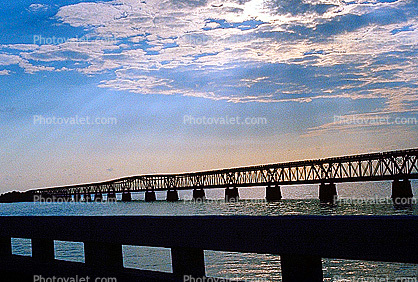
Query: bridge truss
xmin=34 ymin=148 xmax=418 ymax=196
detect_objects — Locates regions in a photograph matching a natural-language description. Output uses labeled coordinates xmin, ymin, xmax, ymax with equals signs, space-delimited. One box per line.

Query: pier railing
xmin=0 ymin=215 xmax=417 ymax=281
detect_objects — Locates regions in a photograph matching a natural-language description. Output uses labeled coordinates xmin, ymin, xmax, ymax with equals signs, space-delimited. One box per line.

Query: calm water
xmin=1 ymin=181 xmax=418 ymax=281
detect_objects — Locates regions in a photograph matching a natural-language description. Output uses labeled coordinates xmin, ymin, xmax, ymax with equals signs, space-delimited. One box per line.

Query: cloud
xmin=0 ymin=54 xmax=22 ymax=65
xmin=27 ymin=4 xmax=50 ymax=13
xmin=0 ymin=70 xmax=10 ymax=75
xmin=56 ymin=3 xmax=125 ymax=27
xmin=0 ymin=0 xmax=416 ymax=117
xmin=1 ymin=44 xmax=40 ymax=51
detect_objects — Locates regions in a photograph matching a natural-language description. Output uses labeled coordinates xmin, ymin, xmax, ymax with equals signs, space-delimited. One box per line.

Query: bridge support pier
xmin=192 ymin=189 xmax=206 ymax=201
xmin=266 ymin=184 xmax=282 ymax=201
xmin=107 ymin=191 xmax=117 ymax=202
xmin=281 ymin=254 xmax=323 ymax=282
xmin=121 ymin=191 xmax=132 ymax=202
xmin=84 ymin=193 xmax=92 ymax=202
xmin=167 ymin=190 xmax=179 ymax=202
xmin=145 ymin=191 xmax=156 ymax=202
xmin=73 ymin=193 xmax=81 ymax=202
xmin=94 ymin=192 xmax=102 ymax=202
xmin=319 ymin=183 xmax=337 ymax=203
xmin=84 ymin=242 xmax=123 ymax=269
xmin=171 ymin=247 xmax=205 ymax=278
xmin=32 ymin=238 xmax=54 ymax=263
xmin=391 ymin=179 xmax=413 ymax=205
xmin=225 ymin=186 xmax=239 ymax=202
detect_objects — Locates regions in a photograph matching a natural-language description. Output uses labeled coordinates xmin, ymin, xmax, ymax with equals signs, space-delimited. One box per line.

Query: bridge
xmin=4 ymin=148 xmax=418 ymax=203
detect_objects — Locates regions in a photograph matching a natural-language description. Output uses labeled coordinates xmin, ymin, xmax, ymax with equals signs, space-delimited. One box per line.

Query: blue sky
xmin=0 ymin=0 xmax=417 ymax=192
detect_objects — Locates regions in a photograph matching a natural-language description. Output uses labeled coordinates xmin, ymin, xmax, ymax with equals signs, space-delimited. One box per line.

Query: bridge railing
xmin=0 ymin=215 xmax=417 ymax=281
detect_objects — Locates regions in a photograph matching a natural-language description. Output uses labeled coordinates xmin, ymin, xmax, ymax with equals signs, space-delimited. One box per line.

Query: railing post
xmin=0 ymin=237 xmax=11 ymax=257
xmin=281 ymin=254 xmax=323 ymax=282
xmin=32 ymin=238 xmax=55 ymax=262
xmin=171 ymin=247 xmax=205 ymax=278
xmin=84 ymin=242 xmax=123 ymax=269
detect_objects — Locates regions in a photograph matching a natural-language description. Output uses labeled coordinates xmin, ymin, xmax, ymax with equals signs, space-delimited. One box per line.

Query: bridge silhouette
xmin=17 ymin=148 xmax=418 ymax=203
xmin=1 ymin=149 xmax=417 ymax=282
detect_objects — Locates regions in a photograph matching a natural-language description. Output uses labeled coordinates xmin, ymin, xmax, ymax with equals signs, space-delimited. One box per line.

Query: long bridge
xmin=1 ymin=149 xmax=418 ymax=281
xmin=9 ymin=148 xmax=418 ymax=203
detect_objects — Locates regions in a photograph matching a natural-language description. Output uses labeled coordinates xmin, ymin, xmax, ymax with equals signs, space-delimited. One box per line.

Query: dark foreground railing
xmin=0 ymin=216 xmax=417 ymax=282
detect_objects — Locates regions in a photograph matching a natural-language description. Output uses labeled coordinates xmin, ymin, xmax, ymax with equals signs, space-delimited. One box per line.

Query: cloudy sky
xmin=0 ymin=0 xmax=417 ymax=192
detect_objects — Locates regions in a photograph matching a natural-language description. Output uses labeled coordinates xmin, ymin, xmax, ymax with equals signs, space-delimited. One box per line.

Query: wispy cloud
xmin=27 ymin=4 xmax=50 ymax=13
xmin=0 ymin=0 xmax=417 ymax=113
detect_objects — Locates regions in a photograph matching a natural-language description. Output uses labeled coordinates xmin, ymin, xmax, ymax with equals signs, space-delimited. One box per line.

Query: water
xmin=1 ymin=181 xmax=418 ymax=281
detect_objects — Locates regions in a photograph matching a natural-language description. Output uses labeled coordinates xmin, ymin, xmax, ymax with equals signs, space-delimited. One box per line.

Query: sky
xmin=0 ymin=0 xmax=417 ymax=192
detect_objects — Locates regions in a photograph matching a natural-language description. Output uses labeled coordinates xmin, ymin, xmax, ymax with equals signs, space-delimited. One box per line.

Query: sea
xmin=1 ymin=181 xmax=417 ymax=282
